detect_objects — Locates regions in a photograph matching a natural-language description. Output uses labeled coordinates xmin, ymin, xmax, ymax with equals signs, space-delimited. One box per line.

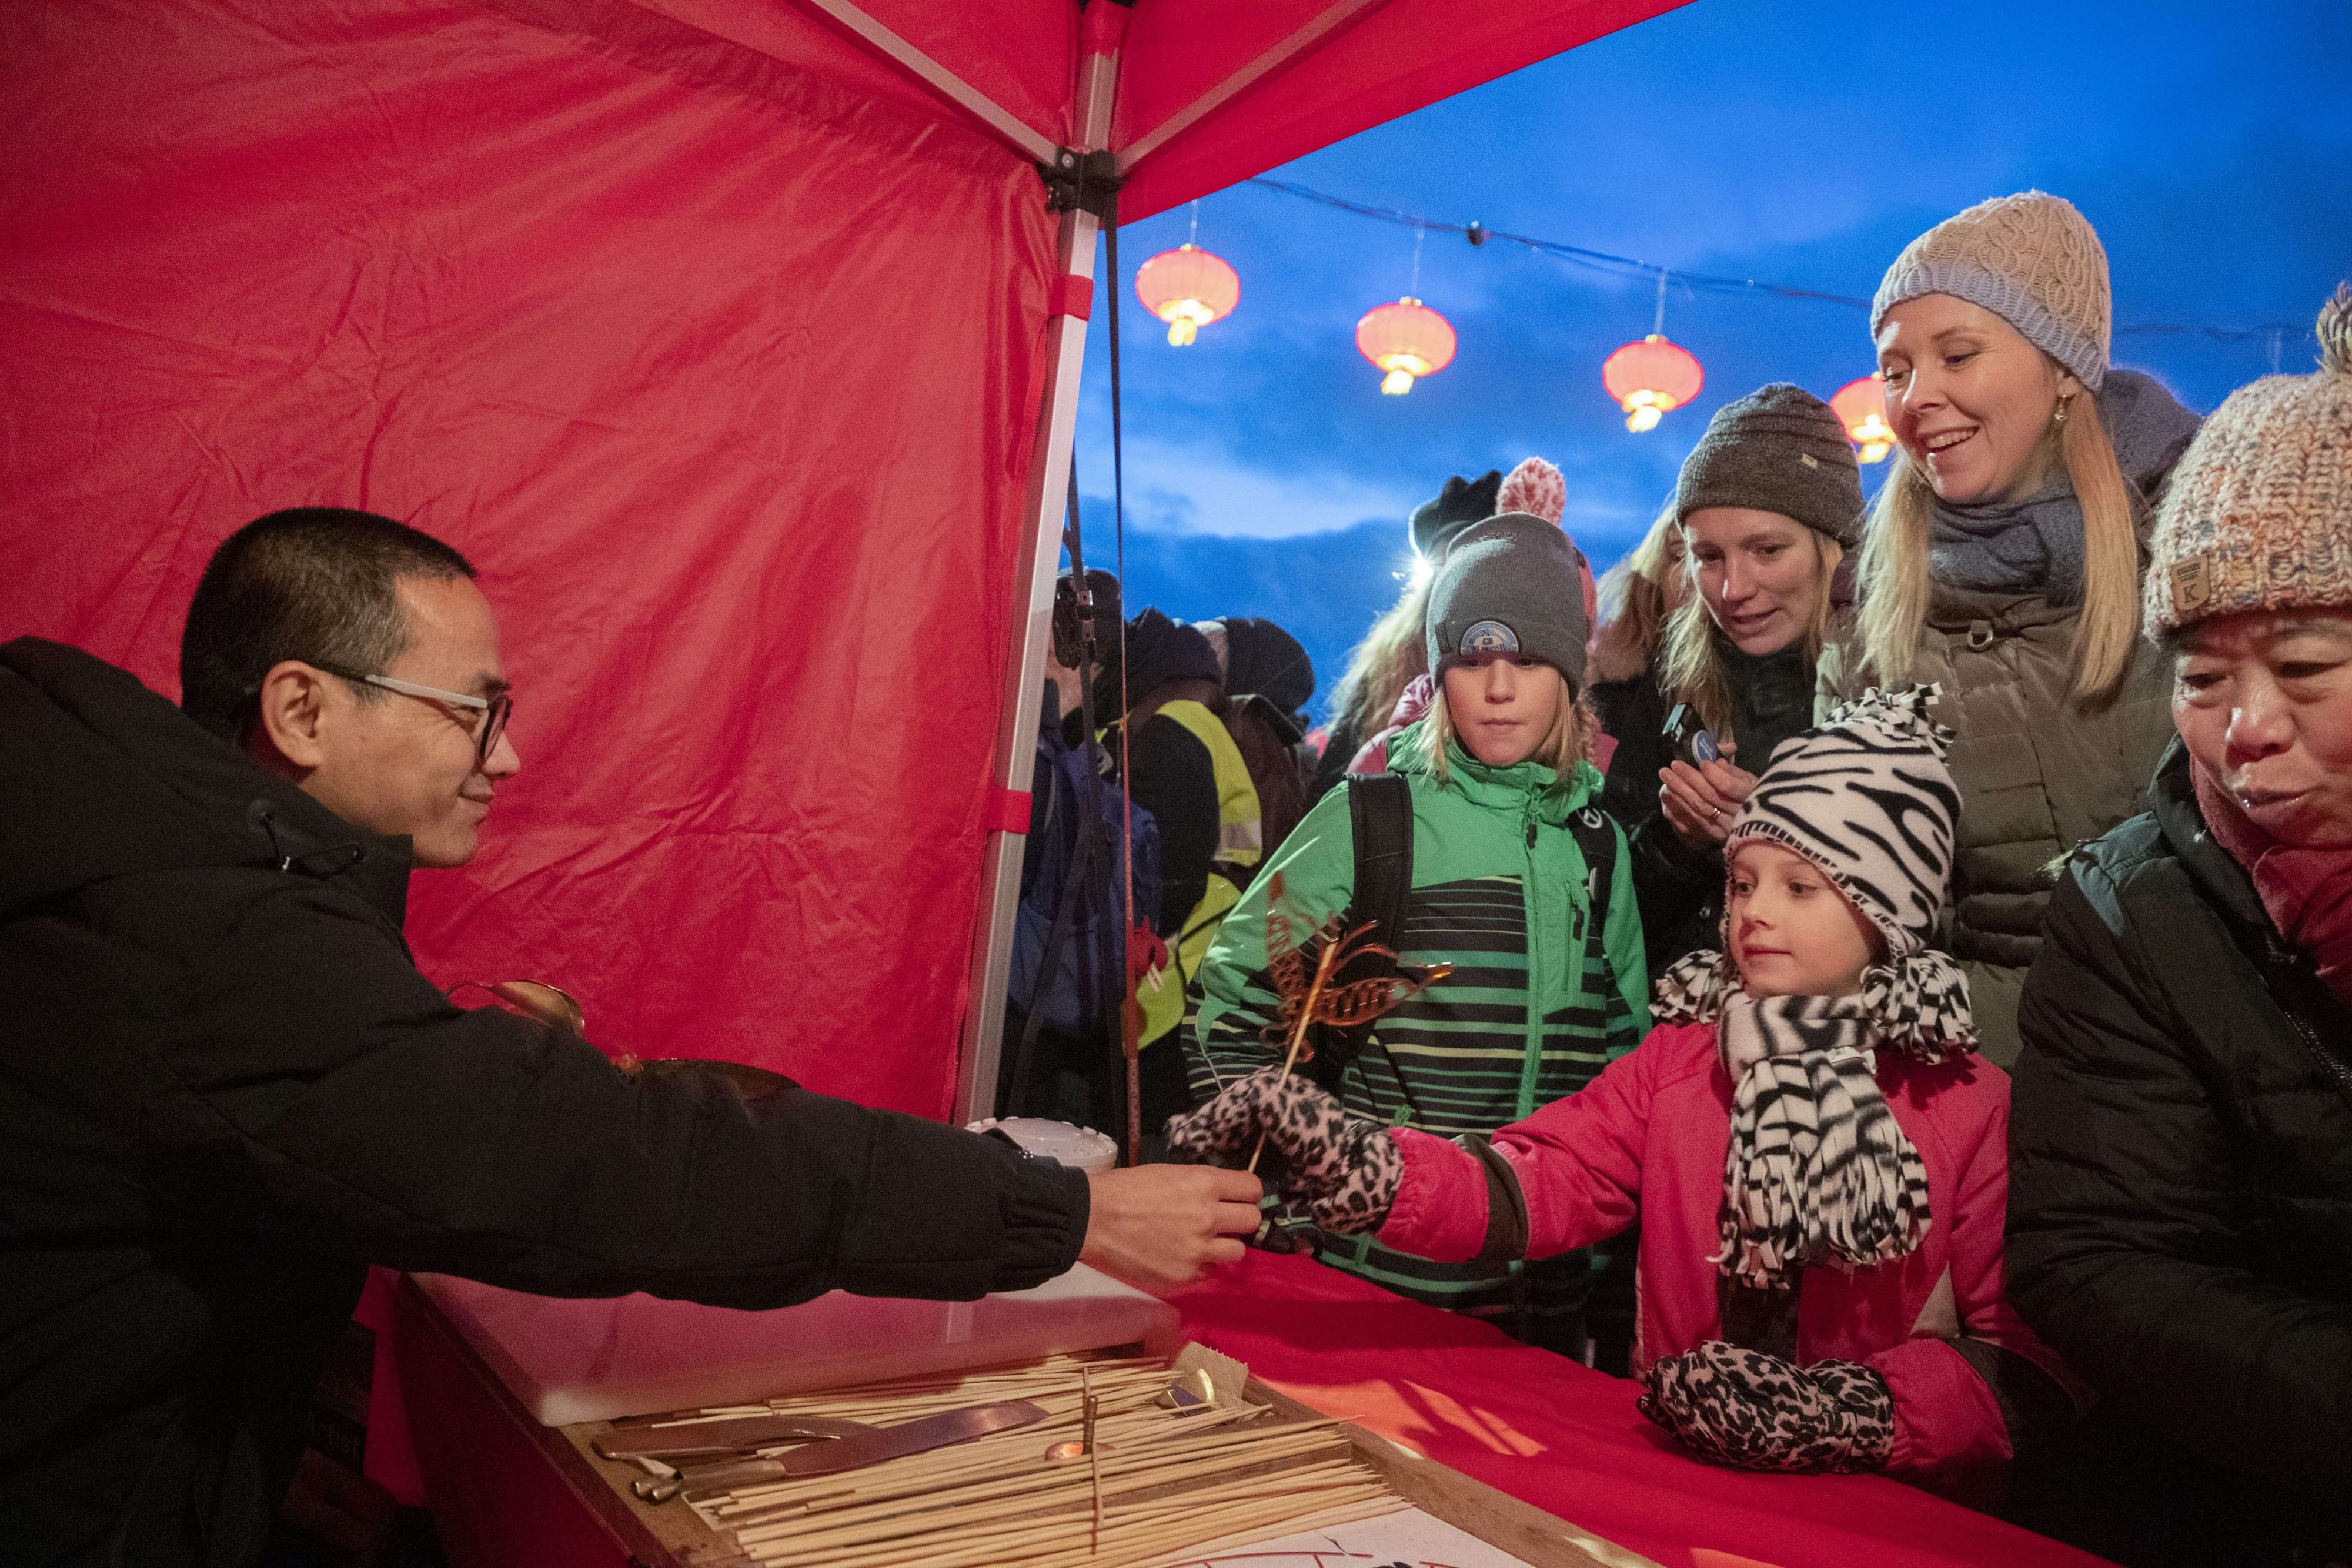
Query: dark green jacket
xmin=1184 ymin=721 xmax=1648 ymax=1355
xmin=1598 ymin=640 xmax=1816 ymax=979
xmin=1819 ymin=589 xmax=2174 ymax=1066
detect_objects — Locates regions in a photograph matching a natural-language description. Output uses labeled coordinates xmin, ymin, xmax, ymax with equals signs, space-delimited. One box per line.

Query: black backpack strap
xmin=1564 ymin=801 xmax=1619 ymax=947
xmin=1348 ymin=773 xmax=1415 ymax=968
xmin=1308 ymin=774 xmax=1414 ymax=1095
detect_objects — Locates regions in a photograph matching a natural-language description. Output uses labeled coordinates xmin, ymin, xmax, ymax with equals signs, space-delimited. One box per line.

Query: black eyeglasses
xmin=308 ymin=662 xmax=513 ymax=767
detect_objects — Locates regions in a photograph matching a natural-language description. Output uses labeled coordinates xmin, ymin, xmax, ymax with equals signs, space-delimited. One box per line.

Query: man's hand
xmin=1163 ymin=1068 xmax=1402 ymax=1235
xmin=1078 ymin=1165 xmax=1263 ymax=1291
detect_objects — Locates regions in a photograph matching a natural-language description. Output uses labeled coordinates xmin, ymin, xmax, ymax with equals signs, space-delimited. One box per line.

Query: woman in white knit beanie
xmin=1822 ymin=190 xmax=2203 ymax=1064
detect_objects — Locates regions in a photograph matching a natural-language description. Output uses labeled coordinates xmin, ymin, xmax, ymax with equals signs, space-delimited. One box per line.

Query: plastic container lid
xmin=964 ymin=1117 xmax=1118 ymax=1174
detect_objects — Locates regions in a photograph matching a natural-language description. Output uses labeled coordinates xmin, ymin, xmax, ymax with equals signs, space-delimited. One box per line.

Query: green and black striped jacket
xmin=1184 ymin=721 xmax=1649 ymax=1356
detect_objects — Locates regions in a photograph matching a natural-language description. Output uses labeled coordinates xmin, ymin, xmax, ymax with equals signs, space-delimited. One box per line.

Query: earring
xmin=2053 ymin=397 xmax=2072 ymax=429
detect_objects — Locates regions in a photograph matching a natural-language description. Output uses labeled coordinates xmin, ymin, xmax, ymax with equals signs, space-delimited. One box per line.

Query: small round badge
xmin=1459 ymin=620 xmax=1519 ymax=657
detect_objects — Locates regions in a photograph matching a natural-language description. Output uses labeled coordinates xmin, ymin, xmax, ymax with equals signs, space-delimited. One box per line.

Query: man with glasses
xmin=0 ymin=507 xmax=1259 ymax=1567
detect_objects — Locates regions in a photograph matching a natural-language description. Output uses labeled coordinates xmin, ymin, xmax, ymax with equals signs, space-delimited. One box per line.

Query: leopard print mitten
xmin=1161 ymin=1068 xmax=1402 ymax=1234
xmin=1637 ymin=1340 xmax=1895 ymax=1473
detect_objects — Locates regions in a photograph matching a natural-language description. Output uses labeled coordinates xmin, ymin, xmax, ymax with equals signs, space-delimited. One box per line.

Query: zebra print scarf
xmin=1657 ymin=955 xmax=1957 ymax=1288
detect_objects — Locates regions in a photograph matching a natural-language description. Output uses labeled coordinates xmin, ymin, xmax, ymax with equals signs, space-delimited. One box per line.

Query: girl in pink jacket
xmin=1170 ymin=688 xmax=2078 ymax=1506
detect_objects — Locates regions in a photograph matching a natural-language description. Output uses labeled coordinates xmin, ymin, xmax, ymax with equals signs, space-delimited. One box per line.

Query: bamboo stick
xmin=703 ymin=1422 xmax=1302 ymax=1535
xmin=741 ymin=1463 xmax=1391 ymax=1568
xmin=747 ymin=1475 xmax=1398 ymax=1568
xmin=724 ymin=1432 xmax=1352 ymax=1552
xmin=713 ymin=1411 xmax=1331 ymax=1529
xmin=703 ymin=1403 xmax=1266 ymax=1524
xmin=724 ymin=1432 xmax=1353 ymax=1553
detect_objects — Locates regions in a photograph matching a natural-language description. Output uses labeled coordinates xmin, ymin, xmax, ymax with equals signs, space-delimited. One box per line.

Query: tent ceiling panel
xmin=1111 ymin=0 xmax=1692 ymax=219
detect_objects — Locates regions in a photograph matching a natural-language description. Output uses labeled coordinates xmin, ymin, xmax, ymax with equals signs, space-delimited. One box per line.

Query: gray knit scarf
xmin=1929 ymin=369 xmax=2202 ymax=603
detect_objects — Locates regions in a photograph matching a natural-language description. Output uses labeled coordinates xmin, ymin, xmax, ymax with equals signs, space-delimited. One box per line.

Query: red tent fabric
xmin=1 ymin=0 xmax=1675 ymax=1118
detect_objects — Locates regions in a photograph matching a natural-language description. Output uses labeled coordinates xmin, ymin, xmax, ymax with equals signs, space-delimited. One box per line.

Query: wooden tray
xmin=402 ymin=1276 xmax=1657 ymax=1568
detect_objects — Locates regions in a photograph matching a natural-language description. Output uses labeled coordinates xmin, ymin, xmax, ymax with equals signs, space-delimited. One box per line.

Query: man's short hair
xmin=179 ymin=507 xmax=477 ymax=743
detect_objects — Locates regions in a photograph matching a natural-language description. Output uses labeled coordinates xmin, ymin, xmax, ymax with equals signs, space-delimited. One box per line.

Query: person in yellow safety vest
xmin=1096 ymin=609 xmax=1261 ymax=1135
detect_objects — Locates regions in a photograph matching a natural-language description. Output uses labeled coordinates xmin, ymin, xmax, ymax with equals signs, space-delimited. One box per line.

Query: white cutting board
xmin=413 ymin=1266 xmax=1181 ymax=1426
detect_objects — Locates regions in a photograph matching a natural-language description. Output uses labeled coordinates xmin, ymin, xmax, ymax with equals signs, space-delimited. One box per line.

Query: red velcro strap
xmin=1050 ymin=273 xmax=1093 ymax=322
xmin=987 ymin=787 xmax=1034 ymax=835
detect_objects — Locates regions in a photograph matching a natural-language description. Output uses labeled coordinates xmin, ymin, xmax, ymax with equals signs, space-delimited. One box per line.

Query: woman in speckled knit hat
xmin=1820 ymin=191 xmax=2203 ymax=1065
xmin=2005 ymin=283 xmax=2352 ymax=1568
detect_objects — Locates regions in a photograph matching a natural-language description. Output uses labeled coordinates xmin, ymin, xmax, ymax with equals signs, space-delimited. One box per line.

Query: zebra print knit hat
xmin=1656 ymin=687 xmax=1975 ymax=1057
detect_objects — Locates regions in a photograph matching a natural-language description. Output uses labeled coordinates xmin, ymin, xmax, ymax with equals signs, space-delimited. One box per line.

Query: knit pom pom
xmin=2319 ymin=283 xmax=2352 ymax=377
xmin=1818 ymin=683 xmax=1956 ymax=762
xmin=1496 ymin=456 xmax=1566 ymax=526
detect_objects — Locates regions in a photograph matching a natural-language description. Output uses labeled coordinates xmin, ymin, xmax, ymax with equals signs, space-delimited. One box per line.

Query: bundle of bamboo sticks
xmin=608 ymin=1352 xmax=1405 ymax=1567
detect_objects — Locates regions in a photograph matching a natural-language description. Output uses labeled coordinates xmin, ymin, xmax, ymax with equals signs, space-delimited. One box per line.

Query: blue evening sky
xmin=1071 ymin=0 xmax=2352 ymax=717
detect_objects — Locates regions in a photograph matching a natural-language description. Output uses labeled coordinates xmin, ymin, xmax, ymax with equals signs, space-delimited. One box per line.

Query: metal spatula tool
xmin=649 ymin=1399 xmax=1051 ymax=1502
xmin=594 ymin=1413 xmax=871 ymax=1462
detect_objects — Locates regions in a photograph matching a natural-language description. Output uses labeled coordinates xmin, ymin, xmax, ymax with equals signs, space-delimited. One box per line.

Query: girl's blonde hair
xmin=1657 ymin=530 xmax=1845 ymax=741
xmin=1329 ymin=574 xmax=1432 ymax=748
xmin=1591 ymin=503 xmax=1686 ymax=683
xmin=1410 ymin=664 xmax=1596 ymax=784
xmin=1853 ymin=376 xmax=2140 ymax=699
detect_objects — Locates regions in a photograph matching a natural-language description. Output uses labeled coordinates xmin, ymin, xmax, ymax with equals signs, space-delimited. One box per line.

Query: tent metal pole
xmin=953 ymin=19 xmax=1124 ymax=1129
xmin=1114 ymin=0 xmax=1392 ymax=175
xmin=802 ymin=0 xmax=1061 ymax=165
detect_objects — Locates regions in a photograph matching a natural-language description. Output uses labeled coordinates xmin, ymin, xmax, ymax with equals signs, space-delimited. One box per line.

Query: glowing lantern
xmin=1602 ymin=335 xmax=1705 ymax=432
xmin=1134 ymin=244 xmax=1240 ymax=346
xmin=1832 ymin=376 xmax=1896 ymax=463
xmin=1356 ymin=297 xmax=1456 ymax=395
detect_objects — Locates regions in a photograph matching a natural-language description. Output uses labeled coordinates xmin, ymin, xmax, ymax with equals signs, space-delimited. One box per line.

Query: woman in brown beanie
xmin=1824 ymin=191 xmax=2203 ymax=1064
xmin=2004 ymin=286 xmax=2352 ymax=1568
xmin=1601 ymin=383 xmax=1862 ymax=978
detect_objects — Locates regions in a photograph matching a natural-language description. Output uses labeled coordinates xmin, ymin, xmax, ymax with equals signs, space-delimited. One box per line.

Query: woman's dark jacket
xmin=2007 ymin=738 xmax=2352 ymax=1565
xmin=1595 ymin=639 xmax=1815 ymax=977
xmin=0 ymin=638 xmax=1090 ymax=1568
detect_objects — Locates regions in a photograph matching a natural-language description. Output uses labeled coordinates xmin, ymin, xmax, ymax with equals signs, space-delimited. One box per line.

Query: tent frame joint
xmin=1040 ymin=148 xmax=1122 ymax=220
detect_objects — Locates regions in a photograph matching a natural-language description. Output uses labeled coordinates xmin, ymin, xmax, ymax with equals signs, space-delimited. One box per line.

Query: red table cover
xmin=1166 ymin=1250 xmax=2115 ymax=1568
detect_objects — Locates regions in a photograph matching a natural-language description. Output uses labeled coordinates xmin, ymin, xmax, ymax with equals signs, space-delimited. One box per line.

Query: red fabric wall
xmin=0 ymin=0 xmax=1055 ymax=1116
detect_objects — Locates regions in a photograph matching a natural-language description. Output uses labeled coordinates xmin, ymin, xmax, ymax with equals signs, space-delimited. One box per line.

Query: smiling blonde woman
xmin=1822 ymin=191 xmax=2203 ymax=1064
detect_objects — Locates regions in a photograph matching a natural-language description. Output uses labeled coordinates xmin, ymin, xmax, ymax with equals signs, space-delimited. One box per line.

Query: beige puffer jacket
xmin=1819 ymin=591 xmax=2174 ymax=1065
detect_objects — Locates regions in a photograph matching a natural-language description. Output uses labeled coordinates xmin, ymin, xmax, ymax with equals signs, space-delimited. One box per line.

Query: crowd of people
xmin=1056 ymin=193 xmax=2348 ymax=1567
xmin=5 ymin=188 xmax=2344 ymax=1568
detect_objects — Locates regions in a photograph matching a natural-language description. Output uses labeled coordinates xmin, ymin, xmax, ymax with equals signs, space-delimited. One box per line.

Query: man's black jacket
xmin=2009 ymin=738 xmax=2352 ymax=1564
xmin=0 ymin=638 xmax=1089 ymax=1566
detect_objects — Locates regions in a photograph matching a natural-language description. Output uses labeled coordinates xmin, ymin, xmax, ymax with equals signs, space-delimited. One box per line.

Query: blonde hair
xmin=1591 ymin=503 xmax=1685 ymax=683
xmin=1329 ymin=574 xmax=1432 ymax=748
xmin=1656 ymin=530 xmax=1845 ymax=741
xmin=1410 ymin=666 xmax=1596 ymax=783
xmin=1853 ymin=376 xmax=2140 ymax=698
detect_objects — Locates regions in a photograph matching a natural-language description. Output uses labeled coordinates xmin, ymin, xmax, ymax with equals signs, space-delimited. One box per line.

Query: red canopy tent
xmin=1 ymin=0 xmax=1682 ymax=1122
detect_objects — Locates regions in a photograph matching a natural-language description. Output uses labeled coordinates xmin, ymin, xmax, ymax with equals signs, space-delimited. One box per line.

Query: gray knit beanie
xmin=2145 ymin=285 xmax=2352 ymax=639
xmin=1673 ymin=383 xmax=1865 ymax=546
xmin=1873 ymin=192 xmax=2111 ymax=392
xmin=1425 ymin=513 xmax=1591 ymax=691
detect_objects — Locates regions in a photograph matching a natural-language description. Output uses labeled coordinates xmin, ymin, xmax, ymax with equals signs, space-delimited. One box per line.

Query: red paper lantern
xmin=1355 ymin=297 xmax=1456 ymax=395
xmin=1601 ymin=335 xmax=1704 ymax=432
xmin=1134 ymin=245 xmax=1239 ymax=346
xmin=1831 ymin=375 xmax=1896 ymax=463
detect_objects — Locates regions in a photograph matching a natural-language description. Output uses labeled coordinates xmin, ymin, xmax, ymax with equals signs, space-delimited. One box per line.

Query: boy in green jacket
xmin=1182 ymin=513 xmax=1649 ymax=1359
